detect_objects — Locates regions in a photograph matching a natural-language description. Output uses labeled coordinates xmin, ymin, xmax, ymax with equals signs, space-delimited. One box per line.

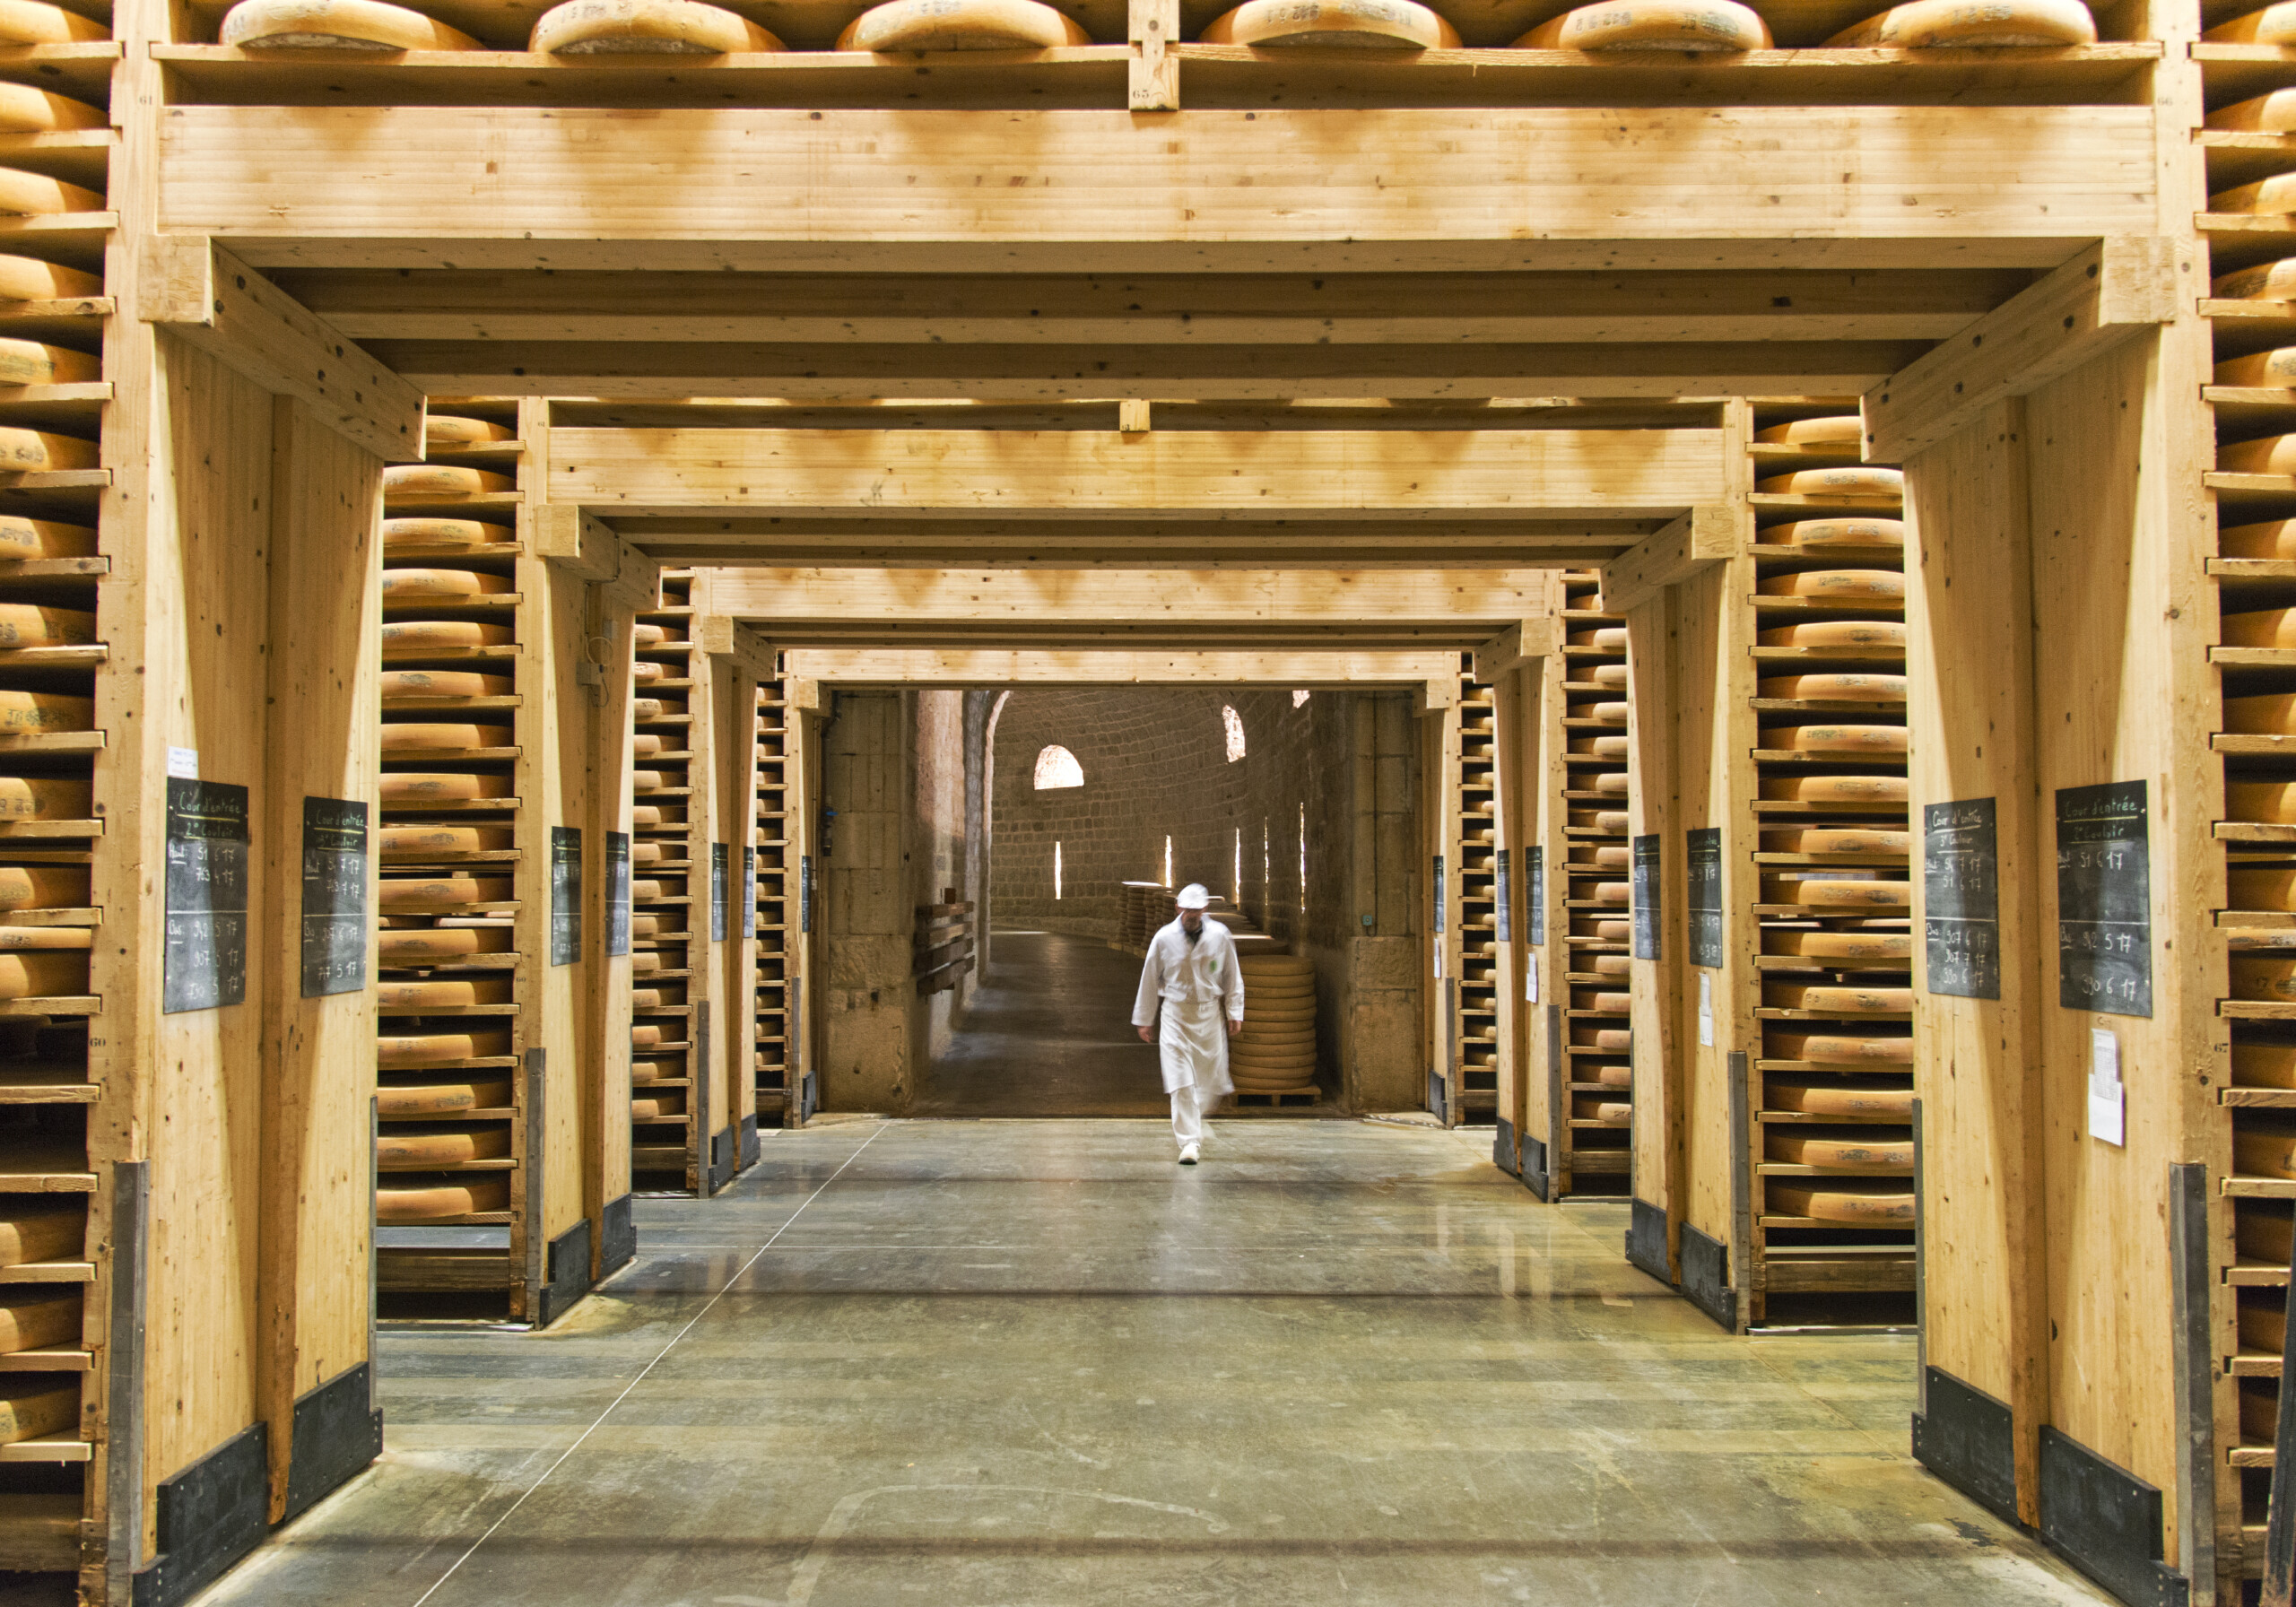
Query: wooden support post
xmin=1127 ymin=0 xmax=1178 ymax=111
xmin=1492 ymin=661 xmax=1532 ymax=1175
xmin=1623 ymin=586 xmax=1683 ymax=1281
xmin=1600 ymin=505 xmax=1744 ymax=618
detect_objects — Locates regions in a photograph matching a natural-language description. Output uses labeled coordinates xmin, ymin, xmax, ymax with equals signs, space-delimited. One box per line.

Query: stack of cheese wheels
xmin=841 ymin=0 xmax=1085 ymax=48
xmin=535 ymin=0 xmax=783 ymax=51
xmin=1120 ymin=882 xmax=1168 ymax=953
xmin=1557 ymin=566 xmax=1632 ymax=1179
xmin=221 ymin=0 xmax=482 ymax=48
xmin=1518 ymin=0 xmax=1766 ymax=49
xmin=1824 ymin=0 xmax=2094 ymax=43
xmin=1231 ymin=953 xmax=1317 ymax=1095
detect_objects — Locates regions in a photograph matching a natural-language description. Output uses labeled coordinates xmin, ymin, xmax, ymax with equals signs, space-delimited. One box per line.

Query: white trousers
xmin=1170 ymin=1082 xmax=1207 ymax=1151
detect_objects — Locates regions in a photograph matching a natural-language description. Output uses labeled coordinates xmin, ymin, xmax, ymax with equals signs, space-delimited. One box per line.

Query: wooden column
xmin=1623 ymin=586 xmax=1685 ymax=1281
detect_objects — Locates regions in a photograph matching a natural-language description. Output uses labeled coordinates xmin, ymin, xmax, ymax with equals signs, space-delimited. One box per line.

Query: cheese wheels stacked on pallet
xmin=1747 ymin=406 xmax=1915 ymax=1320
xmin=374 ymin=405 xmax=528 ymax=1315
xmin=753 ymin=675 xmax=795 ymax=1125
xmin=1557 ymin=569 xmax=1631 ymax=1187
xmin=1231 ymin=953 xmax=1318 ymax=1098
xmin=1454 ymin=660 xmax=1500 ymax=1118
xmin=631 ymin=570 xmax=704 ymax=1187
xmin=1118 ymin=881 xmax=1170 ymax=956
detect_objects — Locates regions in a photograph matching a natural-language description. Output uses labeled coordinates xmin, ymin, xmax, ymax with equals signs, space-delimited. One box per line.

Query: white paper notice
xmin=1698 ymin=973 xmax=1714 ymax=1047
xmin=2088 ymin=1027 xmax=2125 ymax=1147
xmin=166 ymin=746 xmax=198 ymax=780
xmin=1526 ymin=965 xmax=1538 ymax=1003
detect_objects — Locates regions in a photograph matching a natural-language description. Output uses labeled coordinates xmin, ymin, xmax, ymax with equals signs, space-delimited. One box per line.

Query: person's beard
xmin=1182 ymin=920 xmax=1201 ymax=944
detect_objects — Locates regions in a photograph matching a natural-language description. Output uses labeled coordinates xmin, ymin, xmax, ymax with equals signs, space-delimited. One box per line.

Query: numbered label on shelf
xmin=300 ymin=795 xmax=368 ymax=998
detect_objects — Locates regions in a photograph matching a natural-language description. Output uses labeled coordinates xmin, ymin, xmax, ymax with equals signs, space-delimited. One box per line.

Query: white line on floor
xmin=405 ymin=1120 xmax=889 ymax=1607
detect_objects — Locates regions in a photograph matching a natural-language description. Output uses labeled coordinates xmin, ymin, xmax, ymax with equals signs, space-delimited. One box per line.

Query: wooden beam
xmin=1598 ymin=503 xmax=1748 ymax=617
xmin=548 ymin=427 xmax=1727 ymax=518
xmin=1420 ymin=676 xmax=1459 ymax=715
xmin=136 ymin=236 xmax=425 ymax=461
xmin=531 ymin=502 xmax=660 ymax=604
xmin=1861 ymin=237 xmax=2179 ymax=464
xmin=781 ymin=647 xmax=1460 ymax=686
xmin=1471 ymin=618 xmax=1561 ymax=683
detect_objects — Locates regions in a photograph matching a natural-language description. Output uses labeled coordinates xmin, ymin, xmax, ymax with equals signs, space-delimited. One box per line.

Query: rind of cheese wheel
xmin=629 ymin=951 xmax=664 ymax=975
xmin=0 ymin=777 xmax=88 ymax=820
xmin=0 ymin=338 xmax=96 ymax=386
xmin=2217 ymin=258 xmax=2296 ymax=299
xmin=2224 ymin=692 xmax=2296 ymax=734
xmin=1569 ymin=627 xmax=1628 ymax=650
xmin=0 ymin=168 xmax=99 ymax=218
xmin=2241 ymin=1208 xmax=2296 ymax=1264
xmin=1591 ymin=953 xmax=1631 ymax=976
xmin=382 ymin=465 xmax=514 ymax=495
xmin=1760 ymin=773 xmax=1909 ymax=802
xmin=2224 ymin=608 xmax=2296 ymax=648
xmin=2230 ymin=867 xmax=2296 ymax=909
xmin=381 ymin=567 xmax=513 ymax=599
xmin=1763 ymin=981 xmax=1913 ymax=1013
xmin=1755 ymin=415 xmax=1862 ymax=446
xmin=1572 ymin=1097 xmax=1632 ymax=1124
xmin=1767 ymin=1081 xmax=1914 ymax=1117
xmin=0 ymin=427 xmax=93 ymax=468
xmin=631 ymin=1094 xmax=686 ymax=1119
xmin=376 ymin=977 xmax=512 ymax=1009
xmin=631 ymin=879 xmax=674 ymax=900
xmin=0 ymin=85 xmax=100 ymax=135
xmin=1765 ymin=1132 xmax=1914 ymax=1169
xmin=1757 ymin=518 xmax=1906 ymax=549
xmin=377 ymin=874 xmax=512 ymax=911
xmin=378 ymin=925 xmax=512 ymax=960
xmin=1590 ymin=881 xmax=1630 ymax=905
xmin=1762 ymin=723 xmax=1907 ymax=752
xmin=1589 ymin=663 xmax=1628 ymax=687
xmin=1585 ymin=918 xmax=1630 ymax=941
xmin=383 ymin=517 xmax=506 ymax=550
xmin=378 ymin=1077 xmax=512 ymax=1116
xmin=377 ymin=1028 xmax=511 ymax=1065
xmin=631 ymin=733 xmax=665 ymax=757
xmin=1767 ymin=1178 xmax=1914 ymax=1223
xmin=1579 ymin=845 xmax=1630 ymax=869
xmin=535 ymin=0 xmax=783 ymax=51
xmin=631 ymin=1025 xmax=665 ymax=1048
xmin=1766 ymin=1029 xmax=1912 ymax=1064
xmin=0 ymin=0 xmax=105 ymax=40
xmin=630 ymin=841 xmax=666 ymax=864
xmin=379 ymin=620 xmax=513 ymax=654
xmin=2241 ymin=1307 xmax=2289 ymax=1364
xmin=376 ymin=1177 xmax=510 ymax=1221
xmin=631 ymin=805 xmax=665 ymax=826
xmin=378 ymin=824 xmax=515 ymax=855
xmin=632 ymin=623 xmax=668 ymax=645
xmin=378 ymin=771 xmax=512 ymax=802
xmin=2209 ymin=0 xmax=2296 ymax=37
xmin=2219 ymin=346 xmax=2296 ymax=387
xmin=2222 ymin=435 xmax=2296 ymax=473
xmin=2238 ymin=1130 xmax=2296 ymax=1180
xmin=0 ymin=1380 xmax=78 ymax=1445
xmin=1517 ymin=0 xmax=1766 ymax=48
xmin=0 ymin=865 xmax=83 ymax=911
xmin=1760 ymin=828 xmax=1910 ymax=856
xmin=425 ymin=414 xmax=514 ymax=447
xmin=378 ymin=723 xmax=512 ymax=751
xmin=631 ymin=769 xmax=667 ymax=792
xmin=1824 ymin=0 xmax=2094 ymax=44
xmin=0 ymin=517 xmax=91 ymax=560
xmin=1755 ymin=569 xmax=1906 ymax=599
xmin=2214 ymin=174 xmax=2296 ymax=214
xmin=1588 ymin=700 xmax=1628 ymax=724
xmin=839 ymin=0 xmax=1083 ymax=48
xmin=1756 ymin=619 xmax=1907 ymax=648
xmin=1763 ymin=877 xmax=1911 ymax=911
xmin=378 ymin=1125 xmax=512 ymax=1169
xmin=2229 ymin=780 xmax=2296 ymax=821
xmin=1591 ymin=771 xmax=1630 ymax=796
xmin=0 ymin=255 xmax=97 ymax=302
xmin=2223 ymin=518 xmax=2296 ymax=559
xmin=632 ymin=660 xmax=666 ymax=682
xmin=0 ymin=1204 xmax=79 ymax=1268
xmin=0 ymin=950 xmax=83 ymax=1000
xmin=379 ymin=670 xmax=513 ymax=699
xmin=1753 ymin=466 xmax=1905 ymax=497
xmin=1594 ymin=1064 xmax=1632 ymax=1089
xmin=1205 ymin=0 xmax=1456 ymax=46
xmin=0 ymin=691 xmax=88 ymax=732
xmin=1757 ymin=673 xmax=1907 ymax=702
xmin=1573 ymin=989 xmax=1631 ymax=1012
xmin=631 ymin=699 xmax=670 ymax=720
xmin=0 ymin=604 xmax=91 ymax=647
xmin=223 ymin=0 xmax=482 ymax=47
xmin=1567 ymin=734 xmax=1629 ymax=757
xmin=2232 ymin=955 xmax=2296 ymax=1002
xmin=1570 ymin=1026 xmax=1631 ymax=1049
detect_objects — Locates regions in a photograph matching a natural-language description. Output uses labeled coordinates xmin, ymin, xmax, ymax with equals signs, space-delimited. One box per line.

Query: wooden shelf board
xmin=0 ymin=1435 xmax=88 ymax=1463
xmin=0 ymin=1261 xmax=91 ymax=1283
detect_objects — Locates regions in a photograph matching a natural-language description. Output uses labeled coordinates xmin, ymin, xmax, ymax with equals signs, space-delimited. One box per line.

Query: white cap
xmin=1176 ymin=883 xmax=1211 ymax=909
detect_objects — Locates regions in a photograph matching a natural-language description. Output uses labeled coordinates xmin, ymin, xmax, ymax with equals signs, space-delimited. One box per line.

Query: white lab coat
xmin=1133 ymin=917 xmax=1246 ymax=1100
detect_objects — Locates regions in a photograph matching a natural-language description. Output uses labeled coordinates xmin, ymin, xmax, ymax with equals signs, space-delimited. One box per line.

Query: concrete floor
xmin=196 ymin=1118 xmax=2112 ymax=1607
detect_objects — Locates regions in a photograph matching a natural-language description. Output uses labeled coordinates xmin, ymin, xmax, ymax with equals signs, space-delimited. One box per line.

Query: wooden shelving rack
xmin=372 ymin=398 xmax=533 ymax=1318
xmin=1744 ymin=402 xmax=1914 ymax=1325
xmin=630 ymin=569 xmax=702 ymax=1189
xmin=754 ymin=679 xmax=793 ymax=1128
xmin=1559 ymin=569 xmax=1632 ymax=1192
xmin=1456 ymin=660 xmax=1500 ymax=1121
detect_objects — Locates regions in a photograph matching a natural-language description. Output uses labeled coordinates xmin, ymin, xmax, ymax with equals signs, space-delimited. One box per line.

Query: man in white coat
xmin=1133 ymin=883 xmax=1245 ymax=1164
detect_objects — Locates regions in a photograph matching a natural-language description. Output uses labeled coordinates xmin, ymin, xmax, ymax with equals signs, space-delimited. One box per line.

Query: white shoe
xmin=1178 ymin=1143 xmax=1200 ymax=1165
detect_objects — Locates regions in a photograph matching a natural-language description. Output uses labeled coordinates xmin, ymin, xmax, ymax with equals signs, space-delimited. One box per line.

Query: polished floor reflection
xmin=197 ymin=1119 xmax=2110 ymax=1606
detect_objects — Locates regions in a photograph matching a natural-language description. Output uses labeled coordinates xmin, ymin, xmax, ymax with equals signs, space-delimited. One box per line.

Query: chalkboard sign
xmin=711 ymin=844 xmax=729 ymax=943
xmin=1527 ymin=846 xmax=1544 ymax=946
xmin=549 ymin=827 xmax=581 ymax=966
xmin=2057 ymin=781 xmax=2152 ymax=1017
xmin=1631 ymin=833 xmax=1661 ymax=961
xmin=1432 ymin=854 xmax=1447 ymax=934
xmin=605 ymin=830 xmax=631 ymax=959
xmin=1493 ymin=848 xmax=1512 ymax=944
xmin=1687 ymin=826 xmax=1722 ymax=969
xmin=1925 ymin=797 xmax=2001 ymax=1001
xmin=163 ymin=777 xmax=248 ymax=1014
xmin=300 ymin=796 xmax=367 ymax=998
xmin=800 ymin=854 xmax=813 ymax=934
xmin=742 ymin=846 xmax=756 ymax=941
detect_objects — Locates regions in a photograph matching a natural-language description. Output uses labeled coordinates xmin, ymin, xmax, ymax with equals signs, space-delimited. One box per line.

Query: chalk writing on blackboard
xmin=2057 ymin=780 xmax=2151 ymax=1018
xmin=1527 ymin=846 xmax=1544 ymax=947
xmin=711 ymin=843 xmax=729 ymax=943
xmin=1924 ymin=797 xmax=2000 ymax=1001
xmin=164 ymin=777 xmax=248 ymax=1013
xmin=606 ymin=830 xmax=631 ymax=959
xmin=1632 ymin=834 xmax=1661 ymax=962
xmin=1494 ymin=848 xmax=1512 ymax=946
xmin=1687 ymin=827 xmax=1722 ymax=969
xmin=549 ymin=827 xmax=581 ymax=966
xmin=300 ymin=796 xmax=367 ymax=998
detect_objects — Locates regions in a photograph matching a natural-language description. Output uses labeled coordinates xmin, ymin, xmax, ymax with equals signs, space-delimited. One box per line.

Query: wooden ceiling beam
xmin=781 ymin=647 xmax=1463 ymax=687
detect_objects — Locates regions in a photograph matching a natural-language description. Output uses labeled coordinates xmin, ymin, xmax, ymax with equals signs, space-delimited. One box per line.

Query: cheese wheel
xmin=378 ymin=823 xmax=514 ymax=855
xmin=1573 ymin=989 xmax=1631 ymax=1012
xmin=1756 ymin=569 xmax=1905 ymax=599
xmin=2215 ymin=175 xmax=2296 ymax=215
xmin=631 ymin=732 xmax=665 ymax=758
xmin=2239 ymin=1131 xmax=2296 ymax=1180
xmin=383 ymin=465 xmax=513 ymax=495
xmin=1767 ymin=1081 xmax=1914 ymax=1117
xmin=2240 ymin=1208 xmax=2296 ymax=1264
xmin=0 ymin=950 xmax=83 ymax=999
xmin=2222 ymin=519 xmax=2296 ymax=560
xmin=1591 ymin=771 xmax=1630 ymax=795
xmin=2231 ymin=868 xmax=2296 ymax=909
xmin=1755 ymin=466 xmax=1904 ymax=498
xmin=1578 ymin=845 xmax=1630 ymax=869
xmin=1570 ymin=627 xmax=1628 ymax=650
xmin=2226 ymin=692 xmax=2296 ymax=734
xmin=380 ymin=621 xmax=512 ymax=653
xmin=1761 ymin=723 xmax=1907 ymax=752
xmin=1760 ymin=774 xmax=1908 ymax=803
xmin=1757 ymin=620 xmax=1906 ymax=648
xmin=2229 ymin=781 xmax=2296 ymax=822
xmin=1521 ymin=0 xmax=1766 ymax=45
xmin=1587 ymin=700 xmax=1629 ymax=724
xmin=223 ymin=0 xmax=481 ymax=47
xmin=2225 ymin=608 xmax=2296 ymax=648
xmin=379 ymin=670 xmax=513 ymax=699
xmin=378 ymin=1077 xmax=512 ymax=1116
xmin=378 ymin=1028 xmax=511 ymax=1065
xmin=1763 ymin=878 xmax=1910 ymax=911
xmin=0 ymin=1204 xmax=78 ymax=1268
xmin=378 ymin=1125 xmax=511 ymax=1169
xmin=1590 ymin=952 xmax=1631 ymax=976
xmin=1589 ymin=662 xmax=1628 ymax=688
xmin=1571 ymin=1025 xmax=1631 ymax=1049
xmin=536 ymin=0 xmax=782 ymax=50
xmin=1766 ymin=1029 xmax=1912 ymax=1064
xmin=426 ymin=414 xmax=514 ymax=448
xmin=377 ymin=1177 xmax=509 ymax=1220
xmin=631 ymin=699 xmax=672 ymax=720
xmin=631 ymin=769 xmax=667 ymax=792
xmin=1825 ymin=0 xmax=2094 ymax=44
xmin=839 ymin=0 xmax=1084 ymax=48
xmin=0 ymin=428 xmax=93 ymax=469
xmin=0 ymin=86 xmax=99 ymax=135
xmin=1239 ymin=956 xmax=1312 ymax=975
xmin=0 ymin=517 xmax=91 ymax=560
xmin=378 ymin=925 xmax=512 ymax=960
xmin=0 ymin=691 xmax=88 ymax=731
xmin=2241 ymin=1307 xmax=2288 ymax=1364
xmin=1768 ymin=1178 xmax=1915 ymax=1222
xmin=1758 ymin=673 xmax=1907 ymax=702
xmin=632 ymin=805 xmax=665 ymax=826
xmin=1760 ymin=828 xmax=1909 ymax=856
xmin=1590 ymin=881 xmax=1629 ymax=906
xmin=0 ymin=170 xmax=100 ymax=218
xmin=633 ymin=623 xmax=669 ymax=645
xmin=629 ymin=951 xmax=665 ymax=975
xmin=378 ymin=874 xmax=512 ymax=911
xmin=377 ymin=977 xmax=511 ymax=1009
xmin=0 ymin=1 xmax=106 ymax=41
xmin=631 ymin=878 xmax=674 ymax=900
xmin=1583 ymin=917 xmax=1631 ymax=941
xmin=1568 ymin=734 xmax=1630 ymax=758
xmin=1758 ymin=518 xmax=1905 ymax=549
xmin=0 ymin=604 xmax=91 ymax=647
xmin=632 ymin=660 xmax=667 ymax=682
xmin=2233 ymin=956 xmax=2296 ymax=1002
xmin=2217 ymin=259 xmax=2296 ymax=300
xmin=2213 ymin=90 xmax=2296 ymax=132
xmin=378 ymin=771 xmax=512 ymax=803
xmin=382 ymin=567 xmax=512 ymax=599
xmin=630 ymin=841 xmax=667 ymax=864
xmin=0 ymin=865 xmax=82 ymax=910
xmin=0 ymin=339 xmax=95 ymax=387
xmin=631 ymin=1093 xmax=687 ymax=1119
xmin=2222 ymin=436 xmax=2296 ymax=474
xmin=0 ymin=256 xmax=98 ymax=301
xmin=1755 ymin=416 xmax=1862 ymax=446
xmin=1569 ymin=1096 xmax=1631 ymax=1124
xmin=1764 ymin=981 xmax=1913 ymax=1013
xmin=2210 ymin=0 xmax=2296 ymax=38
xmin=0 ymin=777 xmax=88 ymax=819
xmin=0 ymin=1380 xmax=76 ymax=1445
xmin=383 ymin=517 xmax=506 ymax=551
xmin=378 ymin=723 xmax=512 ymax=751
xmin=1766 ymin=1132 xmax=1914 ymax=1170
